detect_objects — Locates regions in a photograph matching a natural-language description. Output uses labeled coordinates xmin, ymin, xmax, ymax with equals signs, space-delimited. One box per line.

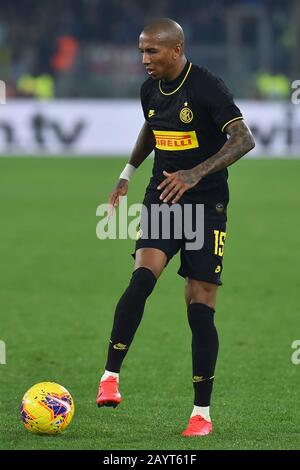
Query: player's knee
xmin=184 ymin=281 xmax=192 ymax=306
xmin=186 ymin=279 xmax=217 ymax=309
xmin=130 ymin=266 xmax=157 ymax=298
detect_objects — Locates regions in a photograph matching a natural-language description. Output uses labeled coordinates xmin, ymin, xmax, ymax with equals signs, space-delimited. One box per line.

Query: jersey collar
xmin=159 ymin=61 xmax=192 ymax=96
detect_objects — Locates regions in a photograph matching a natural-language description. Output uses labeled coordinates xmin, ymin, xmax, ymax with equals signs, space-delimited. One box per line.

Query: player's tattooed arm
xmin=158 ymin=120 xmax=255 ymax=203
xmin=190 ymin=119 xmax=255 ymax=180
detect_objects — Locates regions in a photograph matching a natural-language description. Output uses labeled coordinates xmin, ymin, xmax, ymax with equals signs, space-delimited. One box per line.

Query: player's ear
xmin=173 ymin=43 xmax=182 ymax=59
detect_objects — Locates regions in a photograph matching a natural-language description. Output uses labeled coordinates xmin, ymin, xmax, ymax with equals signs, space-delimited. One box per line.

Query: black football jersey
xmin=140 ymin=61 xmax=243 ymax=204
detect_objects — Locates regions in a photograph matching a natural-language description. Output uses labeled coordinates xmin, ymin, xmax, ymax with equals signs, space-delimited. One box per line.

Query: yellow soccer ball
xmin=20 ymin=382 xmax=74 ymax=434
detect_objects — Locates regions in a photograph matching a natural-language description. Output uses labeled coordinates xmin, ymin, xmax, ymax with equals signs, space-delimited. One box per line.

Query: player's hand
xmin=108 ymin=179 xmax=128 ymax=218
xmin=157 ymin=170 xmax=201 ymax=203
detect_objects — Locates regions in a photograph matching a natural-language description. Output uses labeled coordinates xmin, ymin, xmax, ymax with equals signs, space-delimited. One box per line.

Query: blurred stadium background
xmin=1 ymin=0 xmax=300 ymax=451
xmin=0 ymin=0 xmax=299 ymax=156
xmin=1 ymin=0 xmax=299 ymax=99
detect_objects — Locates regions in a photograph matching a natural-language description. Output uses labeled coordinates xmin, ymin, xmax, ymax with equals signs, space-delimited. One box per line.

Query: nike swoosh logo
xmin=113 ymin=343 xmax=127 ymax=350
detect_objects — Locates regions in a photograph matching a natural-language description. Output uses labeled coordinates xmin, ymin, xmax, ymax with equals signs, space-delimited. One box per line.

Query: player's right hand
xmin=108 ymin=179 xmax=128 ymax=219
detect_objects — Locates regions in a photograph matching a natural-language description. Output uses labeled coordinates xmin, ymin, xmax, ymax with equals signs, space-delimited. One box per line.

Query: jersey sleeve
xmin=202 ymin=70 xmax=243 ymax=133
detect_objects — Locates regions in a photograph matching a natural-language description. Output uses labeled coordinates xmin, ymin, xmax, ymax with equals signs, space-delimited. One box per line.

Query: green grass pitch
xmin=0 ymin=157 xmax=299 ymax=450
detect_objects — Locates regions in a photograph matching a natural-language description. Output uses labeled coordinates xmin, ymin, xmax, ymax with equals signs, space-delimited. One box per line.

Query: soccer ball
xmin=20 ymin=382 xmax=75 ymax=434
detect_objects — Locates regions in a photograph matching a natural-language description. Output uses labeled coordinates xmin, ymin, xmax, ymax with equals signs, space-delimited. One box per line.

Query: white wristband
xmin=119 ymin=163 xmax=136 ymax=181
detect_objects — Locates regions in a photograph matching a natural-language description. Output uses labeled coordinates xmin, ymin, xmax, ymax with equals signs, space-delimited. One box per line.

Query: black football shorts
xmin=133 ymin=189 xmax=227 ymax=285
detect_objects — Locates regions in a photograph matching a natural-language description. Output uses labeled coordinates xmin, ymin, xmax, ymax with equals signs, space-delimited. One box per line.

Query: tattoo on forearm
xmin=184 ymin=120 xmax=255 ymax=183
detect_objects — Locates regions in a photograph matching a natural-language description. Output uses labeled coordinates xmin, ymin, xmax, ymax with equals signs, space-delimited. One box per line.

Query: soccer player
xmin=96 ymin=18 xmax=255 ymax=436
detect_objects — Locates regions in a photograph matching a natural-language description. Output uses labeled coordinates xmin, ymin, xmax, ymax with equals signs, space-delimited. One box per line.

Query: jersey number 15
xmin=214 ymin=230 xmax=226 ymax=256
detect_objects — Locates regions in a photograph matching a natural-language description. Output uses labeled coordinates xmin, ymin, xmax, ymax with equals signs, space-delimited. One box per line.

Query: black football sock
xmin=187 ymin=302 xmax=219 ymax=407
xmin=105 ymin=267 xmax=157 ymax=373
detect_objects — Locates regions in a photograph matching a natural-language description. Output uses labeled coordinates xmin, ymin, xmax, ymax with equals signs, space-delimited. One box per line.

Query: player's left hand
xmin=157 ymin=170 xmax=201 ymax=203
